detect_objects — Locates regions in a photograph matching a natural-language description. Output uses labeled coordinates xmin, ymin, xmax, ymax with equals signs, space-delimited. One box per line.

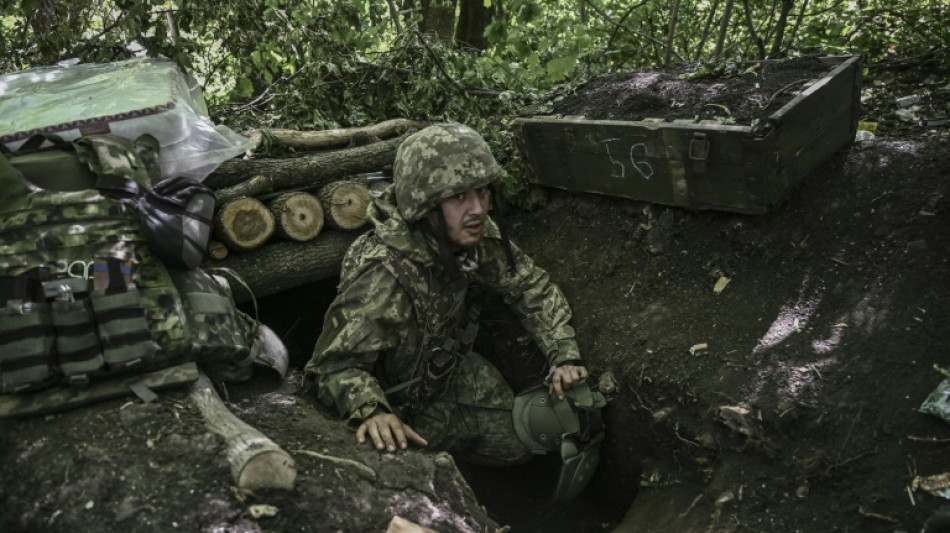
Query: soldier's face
xmin=434 ymin=186 xmax=491 ymax=248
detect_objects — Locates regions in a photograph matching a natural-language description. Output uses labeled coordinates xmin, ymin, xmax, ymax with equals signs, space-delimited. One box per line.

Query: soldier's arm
xmin=485 ymin=237 xmax=582 ymax=368
xmin=303 ymin=262 xmax=412 ymax=425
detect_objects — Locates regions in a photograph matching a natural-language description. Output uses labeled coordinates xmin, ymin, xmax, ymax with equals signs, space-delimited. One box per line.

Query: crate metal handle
xmin=689 ymin=133 xmax=709 ymax=160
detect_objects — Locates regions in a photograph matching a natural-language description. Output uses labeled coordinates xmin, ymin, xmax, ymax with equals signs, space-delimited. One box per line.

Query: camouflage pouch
xmin=168 ymin=268 xmax=254 ymax=382
xmin=51 ymin=297 xmax=105 ymax=387
xmin=0 ymin=300 xmax=57 ymax=393
xmin=89 ymin=286 xmax=159 ymax=373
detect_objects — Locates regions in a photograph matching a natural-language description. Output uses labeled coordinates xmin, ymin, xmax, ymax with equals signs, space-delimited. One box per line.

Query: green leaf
xmin=234 ymin=78 xmax=254 ymax=99
xmin=545 ymin=55 xmax=576 ymax=82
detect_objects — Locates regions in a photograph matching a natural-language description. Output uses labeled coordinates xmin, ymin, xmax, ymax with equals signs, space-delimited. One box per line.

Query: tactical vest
xmin=340 ymin=231 xmax=477 ymax=357
xmin=0 ymin=135 xmax=252 ymax=409
xmin=338 ymin=231 xmax=481 ymax=411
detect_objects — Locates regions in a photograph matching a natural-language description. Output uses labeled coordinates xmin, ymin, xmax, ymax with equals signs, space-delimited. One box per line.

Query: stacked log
xmin=318 ymin=181 xmax=372 ymax=230
xmin=203 ymin=119 xmax=427 ymax=302
xmin=267 ymin=191 xmax=324 ymax=241
xmin=214 ymin=196 xmax=275 ymax=251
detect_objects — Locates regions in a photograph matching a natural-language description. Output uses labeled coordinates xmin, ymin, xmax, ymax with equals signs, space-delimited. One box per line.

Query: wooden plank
xmin=769 ymin=104 xmax=855 ymax=205
xmin=514 ymin=118 xmax=755 ymax=211
xmin=767 ymin=57 xmax=861 ymax=205
xmin=769 ymin=57 xmax=860 ymax=151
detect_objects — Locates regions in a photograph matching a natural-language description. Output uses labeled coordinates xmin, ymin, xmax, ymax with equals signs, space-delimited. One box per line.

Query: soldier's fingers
xmin=403 ymin=424 xmax=429 ymax=447
xmin=552 ymin=372 xmax=565 ymax=399
xmin=379 ymin=421 xmax=397 ymax=452
xmin=392 ymin=422 xmax=409 ymax=450
xmin=356 ymin=422 xmax=369 ymax=444
xmin=565 ymin=367 xmax=581 ymax=386
xmin=367 ymin=422 xmax=386 ymax=450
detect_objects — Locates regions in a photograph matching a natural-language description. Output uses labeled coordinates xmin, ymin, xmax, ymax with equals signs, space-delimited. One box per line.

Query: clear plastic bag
xmin=0 ymin=58 xmax=253 ymax=181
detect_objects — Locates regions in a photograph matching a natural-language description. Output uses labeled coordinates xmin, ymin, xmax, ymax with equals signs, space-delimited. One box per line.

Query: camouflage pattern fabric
xmin=393 ymin=123 xmax=502 ymax=222
xmin=0 ymin=362 xmax=200 ymax=418
xmin=407 ymin=352 xmax=532 ymax=465
xmin=304 ymin=186 xmax=582 ymax=438
xmin=0 ymin=137 xmax=188 ymax=392
xmin=167 ymin=268 xmax=254 ymax=382
xmin=0 ymin=134 xmax=253 ymax=403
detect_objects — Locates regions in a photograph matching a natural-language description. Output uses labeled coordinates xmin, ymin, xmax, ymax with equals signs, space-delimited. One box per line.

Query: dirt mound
xmin=551 ymin=56 xmax=832 ymax=124
xmin=503 ymin=134 xmax=949 ymax=532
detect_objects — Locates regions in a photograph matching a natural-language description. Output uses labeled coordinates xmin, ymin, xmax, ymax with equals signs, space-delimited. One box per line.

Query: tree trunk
xmin=714 ymin=0 xmax=736 ymax=60
xmin=214 ymin=197 xmax=276 ymax=252
xmin=318 ymin=181 xmax=372 ymax=230
xmin=664 ymin=0 xmax=683 ymax=66
xmin=769 ymin=0 xmax=795 ymax=58
xmin=418 ymin=0 xmax=458 ymax=45
xmin=207 ymin=230 xmax=361 ymax=303
xmin=695 ymin=0 xmax=721 ymax=60
xmin=189 ymin=372 xmax=297 ymax=491
xmin=267 ymin=192 xmax=325 ymax=241
xmin=456 ymin=0 xmax=496 ymax=50
xmin=209 ymin=132 xmax=411 ymax=202
xmin=740 ymin=0 xmax=766 ymax=59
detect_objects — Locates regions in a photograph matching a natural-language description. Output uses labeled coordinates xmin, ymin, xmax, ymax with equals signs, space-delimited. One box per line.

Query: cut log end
xmin=190 ymin=373 xmax=297 ymax=491
xmin=207 ymin=240 xmax=229 ymax=261
xmin=319 ymin=181 xmax=371 ymax=230
xmin=238 ymin=449 xmax=298 ymax=491
xmin=215 ymin=197 xmax=276 ymax=251
xmin=267 ymin=192 xmax=325 ymax=241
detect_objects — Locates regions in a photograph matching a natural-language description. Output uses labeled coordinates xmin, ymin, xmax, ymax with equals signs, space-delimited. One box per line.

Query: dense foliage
xmin=1 ymin=0 xmax=947 ymax=202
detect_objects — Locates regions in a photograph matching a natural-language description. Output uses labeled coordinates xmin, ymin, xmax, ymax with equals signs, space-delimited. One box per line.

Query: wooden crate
xmin=512 ymin=56 xmax=862 ymax=214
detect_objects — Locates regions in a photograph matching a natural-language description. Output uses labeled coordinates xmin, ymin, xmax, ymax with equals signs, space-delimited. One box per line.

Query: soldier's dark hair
xmin=429 ymin=209 xmax=463 ymax=281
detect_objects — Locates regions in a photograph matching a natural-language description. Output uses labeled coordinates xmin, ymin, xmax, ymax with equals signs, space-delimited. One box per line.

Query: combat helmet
xmin=393 ymin=123 xmax=502 ymax=222
xmin=513 ymin=379 xmax=607 ymax=502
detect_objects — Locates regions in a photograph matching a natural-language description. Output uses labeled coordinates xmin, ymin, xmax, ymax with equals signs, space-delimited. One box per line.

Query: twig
xmin=414 ymin=30 xmax=462 ymax=88
xmin=583 ymin=0 xmax=684 ymax=62
xmin=825 ymin=449 xmax=873 ymax=476
xmin=857 ymin=506 xmax=898 ymax=523
xmin=908 ymin=435 xmax=950 ymax=443
xmin=235 ymin=67 xmax=308 ymax=113
xmin=294 ymin=449 xmax=378 ymax=481
xmin=840 ymin=406 xmax=862 ymax=452
xmin=679 ymin=494 xmax=703 ymax=518
xmin=758 ymin=78 xmax=811 ymax=110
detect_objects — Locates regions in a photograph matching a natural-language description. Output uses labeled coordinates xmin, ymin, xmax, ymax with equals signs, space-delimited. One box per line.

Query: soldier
xmin=304 ymin=123 xmax=604 ymax=497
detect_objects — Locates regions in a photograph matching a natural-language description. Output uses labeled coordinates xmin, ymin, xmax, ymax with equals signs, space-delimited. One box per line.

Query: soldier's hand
xmin=357 ymin=411 xmax=428 ymax=452
xmin=551 ymin=364 xmax=589 ymax=400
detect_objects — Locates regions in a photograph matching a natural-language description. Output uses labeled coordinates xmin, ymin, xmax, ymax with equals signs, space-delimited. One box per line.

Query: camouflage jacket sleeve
xmin=305 ymin=261 xmax=414 ymax=425
xmin=480 ymin=236 xmax=582 ymax=368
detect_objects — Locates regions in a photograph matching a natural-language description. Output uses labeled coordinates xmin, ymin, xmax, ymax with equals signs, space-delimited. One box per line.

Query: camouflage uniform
xmin=304 ymin=124 xmax=582 ymax=464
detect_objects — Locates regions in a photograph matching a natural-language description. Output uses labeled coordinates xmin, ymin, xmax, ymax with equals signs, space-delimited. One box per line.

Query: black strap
xmin=18 ymin=133 xmax=70 ymax=152
xmin=95 ymin=172 xmax=143 ymax=198
xmin=105 ymin=257 xmax=127 ymax=295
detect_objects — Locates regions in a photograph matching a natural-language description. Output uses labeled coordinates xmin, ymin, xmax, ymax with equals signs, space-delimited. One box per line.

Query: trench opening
xmin=241 ymin=284 xmax=642 ymax=532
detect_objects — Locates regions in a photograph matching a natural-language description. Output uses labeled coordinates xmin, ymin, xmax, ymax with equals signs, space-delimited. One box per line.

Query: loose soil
xmin=1 ymin=54 xmax=948 ymax=533
xmin=550 ymin=56 xmax=834 ymax=125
